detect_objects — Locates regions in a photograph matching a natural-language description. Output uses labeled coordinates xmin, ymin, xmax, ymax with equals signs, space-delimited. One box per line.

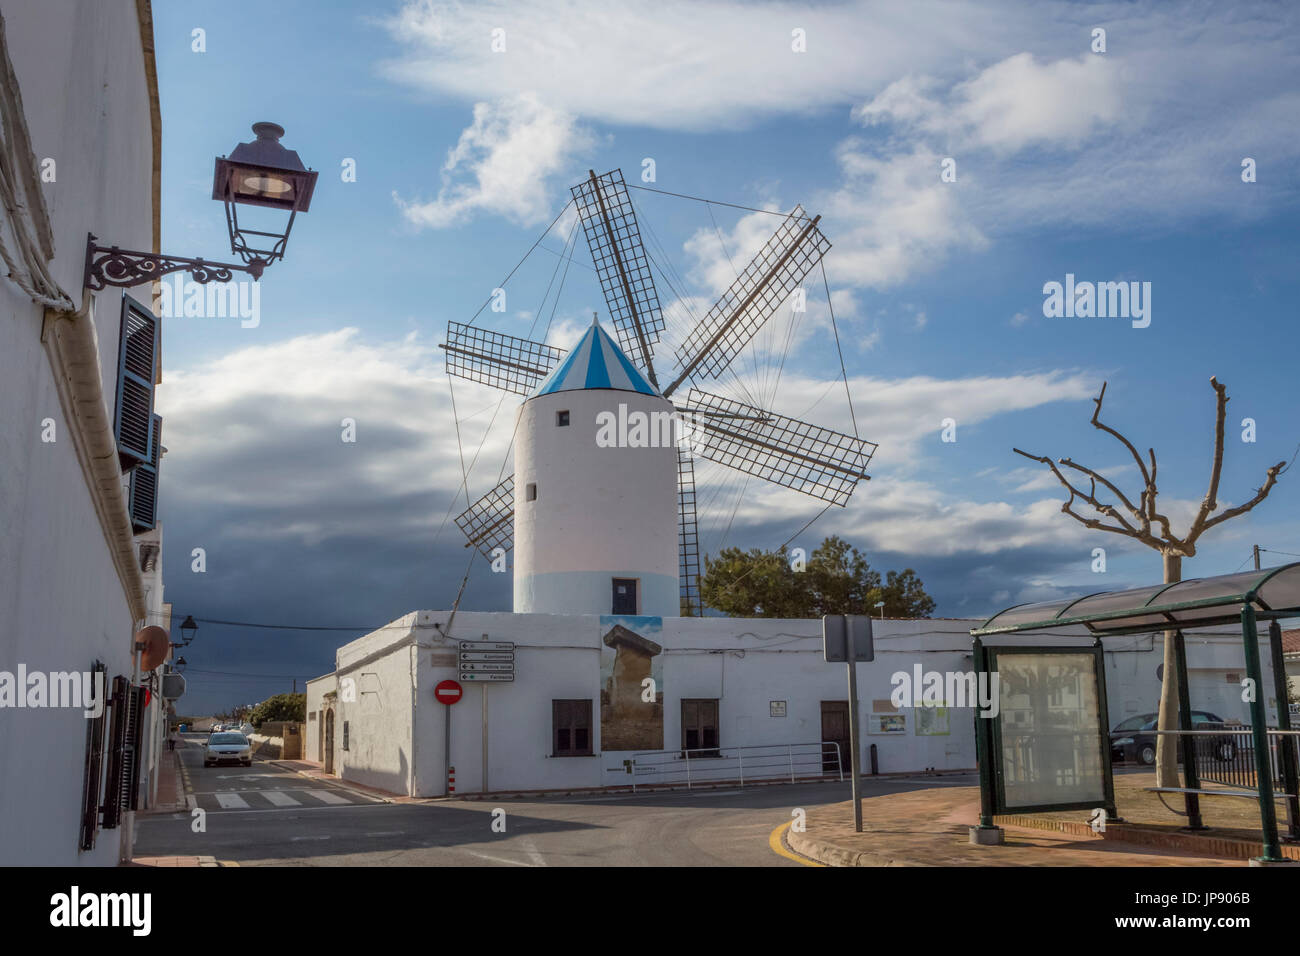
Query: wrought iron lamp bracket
xmin=83 ymin=233 xmax=267 ymax=291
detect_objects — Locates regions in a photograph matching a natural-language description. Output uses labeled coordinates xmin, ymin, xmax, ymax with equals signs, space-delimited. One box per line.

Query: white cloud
xmin=822 ymin=143 xmax=987 ymax=288
xmin=857 ymin=54 xmax=1124 ymax=154
xmin=393 ymin=93 xmax=593 ymax=228
xmin=379 ymin=0 xmax=1034 ymax=131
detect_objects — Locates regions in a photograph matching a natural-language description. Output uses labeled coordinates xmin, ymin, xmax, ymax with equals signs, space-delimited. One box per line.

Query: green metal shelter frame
xmin=971 ymin=563 xmax=1300 ymax=864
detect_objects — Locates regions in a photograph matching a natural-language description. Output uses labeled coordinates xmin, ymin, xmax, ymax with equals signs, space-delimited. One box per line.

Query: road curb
xmin=786 ymin=825 xmax=917 ymax=867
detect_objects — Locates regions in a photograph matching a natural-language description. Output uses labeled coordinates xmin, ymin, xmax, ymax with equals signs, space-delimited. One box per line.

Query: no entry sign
xmin=434 ymin=679 xmax=463 ymax=705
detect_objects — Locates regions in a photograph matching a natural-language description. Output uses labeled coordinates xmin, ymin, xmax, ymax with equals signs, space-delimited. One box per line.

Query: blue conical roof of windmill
xmin=531 ymin=317 xmax=660 ymax=398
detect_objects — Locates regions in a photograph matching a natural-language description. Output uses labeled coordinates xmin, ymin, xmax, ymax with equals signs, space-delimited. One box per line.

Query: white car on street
xmin=203 ymin=731 xmax=253 ymax=768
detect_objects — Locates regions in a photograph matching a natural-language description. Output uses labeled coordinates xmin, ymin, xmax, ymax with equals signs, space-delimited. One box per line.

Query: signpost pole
xmin=482 ymin=684 xmax=489 ymax=795
xmin=846 ymin=640 xmax=863 ymax=833
xmin=444 ymin=702 xmax=451 ymax=798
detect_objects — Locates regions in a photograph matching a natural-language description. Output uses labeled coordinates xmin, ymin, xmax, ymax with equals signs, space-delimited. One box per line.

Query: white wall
xmin=0 ymin=0 xmax=157 ymax=865
xmin=513 ymin=388 xmax=679 ymax=616
xmin=304 ymin=674 xmax=335 ymax=765
xmin=332 ymin=609 xmax=1280 ymax=797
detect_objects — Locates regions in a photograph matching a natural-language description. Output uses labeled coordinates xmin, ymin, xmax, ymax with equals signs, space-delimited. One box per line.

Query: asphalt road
xmin=136 ymin=735 xmax=977 ymax=866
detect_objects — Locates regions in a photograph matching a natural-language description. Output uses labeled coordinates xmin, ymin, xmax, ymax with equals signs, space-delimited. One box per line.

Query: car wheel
xmin=1139 ymin=743 xmax=1156 ymax=765
xmin=241 ymin=760 xmax=252 ymax=767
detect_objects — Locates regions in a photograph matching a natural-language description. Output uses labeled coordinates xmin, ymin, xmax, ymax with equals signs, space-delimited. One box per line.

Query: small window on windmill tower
xmin=526 ymin=482 xmax=537 ymax=502
xmin=612 ymin=578 xmax=638 ymax=615
xmin=556 ymin=410 xmax=570 ymax=427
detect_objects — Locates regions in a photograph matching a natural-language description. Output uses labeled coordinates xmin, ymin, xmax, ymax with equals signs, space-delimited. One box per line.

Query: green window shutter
xmin=113 ymin=294 xmax=158 ymax=471
xmin=129 ymin=414 xmax=162 ymax=533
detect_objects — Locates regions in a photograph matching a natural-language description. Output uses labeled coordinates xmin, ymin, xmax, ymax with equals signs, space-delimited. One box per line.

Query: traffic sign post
xmin=434 ymin=680 xmax=462 ymax=797
xmin=456 ymin=641 xmax=516 ymax=794
xmin=823 ymin=615 xmax=874 ymax=832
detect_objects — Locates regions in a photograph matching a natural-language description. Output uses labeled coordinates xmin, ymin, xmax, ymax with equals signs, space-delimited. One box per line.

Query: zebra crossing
xmin=195 ymin=787 xmax=384 ymax=812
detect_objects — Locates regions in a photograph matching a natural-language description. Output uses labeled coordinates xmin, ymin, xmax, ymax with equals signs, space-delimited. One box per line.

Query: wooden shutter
xmin=129 ymin=414 xmax=162 ymax=532
xmin=552 ymin=700 xmax=592 ymax=755
xmin=100 ymin=678 xmax=145 ymax=827
xmin=114 ymin=295 xmax=158 ymax=471
xmin=79 ymin=661 xmax=108 ymax=851
xmin=100 ymin=676 xmax=129 ymax=829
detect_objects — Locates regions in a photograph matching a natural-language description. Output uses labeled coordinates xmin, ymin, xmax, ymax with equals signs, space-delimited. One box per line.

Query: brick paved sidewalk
xmin=788 ymin=786 xmax=1241 ymax=866
xmin=142 ymin=746 xmax=187 ymax=815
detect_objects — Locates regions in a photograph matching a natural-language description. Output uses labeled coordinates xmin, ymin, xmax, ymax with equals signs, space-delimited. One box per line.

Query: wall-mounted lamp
xmin=84 ymin=122 xmax=316 ymax=290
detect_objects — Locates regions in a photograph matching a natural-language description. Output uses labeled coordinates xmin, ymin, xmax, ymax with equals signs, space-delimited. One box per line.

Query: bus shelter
xmin=970 ymin=564 xmax=1300 ymax=864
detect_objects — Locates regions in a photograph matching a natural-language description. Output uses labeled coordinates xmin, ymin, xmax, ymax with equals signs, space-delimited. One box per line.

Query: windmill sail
xmin=684 ymin=389 xmax=875 ymax=507
xmin=677 ymin=448 xmax=702 ymax=616
xmin=664 ymin=206 xmax=830 ymax=397
xmin=443 ymin=321 xmax=566 ymax=396
xmin=455 ymin=477 xmax=515 ymax=558
xmin=570 ymin=169 xmax=664 ymax=379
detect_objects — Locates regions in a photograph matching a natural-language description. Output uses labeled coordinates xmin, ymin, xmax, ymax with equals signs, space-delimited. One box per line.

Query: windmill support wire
xmin=663 ymin=214 xmax=823 ymax=398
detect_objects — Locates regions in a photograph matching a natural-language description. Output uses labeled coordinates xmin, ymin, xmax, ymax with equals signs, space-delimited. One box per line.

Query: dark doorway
xmin=323 ymin=709 xmax=335 ymax=774
xmin=821 ymin=700 xmax=850 ymax=773
xmin=681 ymin=698 xmax=720 ymax=757
xmin=612 ymin=578 xmax=638 ymax=615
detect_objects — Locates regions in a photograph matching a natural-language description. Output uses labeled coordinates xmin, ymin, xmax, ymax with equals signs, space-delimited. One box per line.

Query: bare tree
xmin=1014 ymin=377 xmax=1286 ymax=787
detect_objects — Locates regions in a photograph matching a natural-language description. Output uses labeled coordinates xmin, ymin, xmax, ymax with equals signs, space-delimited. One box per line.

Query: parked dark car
xmin=1110 ymin=710 xmax=1236 ymax=765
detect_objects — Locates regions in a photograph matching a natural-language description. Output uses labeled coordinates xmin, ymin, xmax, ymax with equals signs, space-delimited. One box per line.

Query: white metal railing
xmin=617 ymin=741 xmax=843 ymax=792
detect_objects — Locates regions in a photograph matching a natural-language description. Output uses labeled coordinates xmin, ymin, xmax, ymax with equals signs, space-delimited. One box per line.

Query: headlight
xmin=1115 ymin=737 xmax=1134 ymax=745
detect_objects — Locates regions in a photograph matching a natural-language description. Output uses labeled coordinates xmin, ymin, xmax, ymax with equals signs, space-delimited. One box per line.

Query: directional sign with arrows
xmin=459 ymin=640 xmax=515 ymax=682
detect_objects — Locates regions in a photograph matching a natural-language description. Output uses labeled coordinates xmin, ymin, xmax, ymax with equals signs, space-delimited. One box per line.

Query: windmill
xmin=443 ymin=169 xmax=877 ymax=615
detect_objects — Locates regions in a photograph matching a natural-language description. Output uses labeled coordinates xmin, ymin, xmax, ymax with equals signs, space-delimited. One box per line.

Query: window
xmin=612 ymin=578 xmax=638 ymax=615
xmin=114 ymin=294 xmax=159 ymax=472
xmin=552 ymin=699 xmax=593 ymax=756
xmin=342 ymin=720 xmax=350 ymax=751
xmin=556 ymin=410 xmax=570 ymax=427
xmin=526 ymin=482 xmax=537 ymax=502
xmin=681 ymin=699 xmax=720 ymax=756
xmin=129 ymin=414 xmax=162 ymax=533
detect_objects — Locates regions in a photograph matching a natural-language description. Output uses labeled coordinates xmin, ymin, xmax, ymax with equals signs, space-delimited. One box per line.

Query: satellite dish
xmin=135 ymin=625 xmax=169 ymax=671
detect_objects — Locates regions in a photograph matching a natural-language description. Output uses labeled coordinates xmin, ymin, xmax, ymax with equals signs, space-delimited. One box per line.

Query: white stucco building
xmin=0 ymin=0 xmax=172 ymax=865
xmin=308 ymin=610 xmax=1275 ymax=798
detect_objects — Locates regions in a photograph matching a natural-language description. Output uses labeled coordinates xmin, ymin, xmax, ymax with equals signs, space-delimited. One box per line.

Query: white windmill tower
xmin=514 ymin=316 xmax=679 ymax=616
xmin=445 ymin=169 xmax=878 ymax=617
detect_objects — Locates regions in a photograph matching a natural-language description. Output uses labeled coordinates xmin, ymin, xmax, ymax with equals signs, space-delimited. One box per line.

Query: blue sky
xmin=148 ymin=0 xmax=1300 ymax=714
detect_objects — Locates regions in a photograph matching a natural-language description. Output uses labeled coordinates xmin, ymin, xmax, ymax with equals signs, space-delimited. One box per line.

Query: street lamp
xmin=171 ymin=614 xmax=198 ymax=649
xmin=874 ymin=600 xmax=885 ymax=621
xmin=84 ymin=122 xmax=316 ymax=290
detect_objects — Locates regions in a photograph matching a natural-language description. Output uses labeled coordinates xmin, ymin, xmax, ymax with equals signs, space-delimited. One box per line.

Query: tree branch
xmin=1186 ymin=376 xmax=1229 ymax=542
xmin=1013 ymin=447 xmax=1161 ymax=545
xmin=1198 ymin=460 xmax=1288 ymax=536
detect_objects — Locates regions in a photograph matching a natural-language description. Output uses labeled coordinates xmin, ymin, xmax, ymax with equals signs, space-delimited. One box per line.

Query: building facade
xmin=0 ymin=0 xmax=170 ymax=865
xmin=309 ymin=610 xmax=1278 ymax=798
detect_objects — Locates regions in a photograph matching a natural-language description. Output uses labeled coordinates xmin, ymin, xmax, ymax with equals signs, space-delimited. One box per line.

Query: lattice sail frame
xmin=443 ymin=322 xmax=566 ymax=397
xmin=455 ymin=477 xmax=515 ymax=558
xmin=668 ymin=206 xmax=830 ymax=391
xmin=684 ymin=389 xmax=875 ymax=507
xmin=570 ymin=169 xmax=664 ymax=371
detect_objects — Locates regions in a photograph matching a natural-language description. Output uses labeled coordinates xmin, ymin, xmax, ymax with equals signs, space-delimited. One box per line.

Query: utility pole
xmin=1254 ymin=544 xmax=1261 ymax=571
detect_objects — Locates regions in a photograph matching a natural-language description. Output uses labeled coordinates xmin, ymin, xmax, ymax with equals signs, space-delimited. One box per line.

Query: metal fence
xmin=621 ymin=741 xmax=843 ymax=792
xmin=1186 ymin=727 xmax=1293 ymax=791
